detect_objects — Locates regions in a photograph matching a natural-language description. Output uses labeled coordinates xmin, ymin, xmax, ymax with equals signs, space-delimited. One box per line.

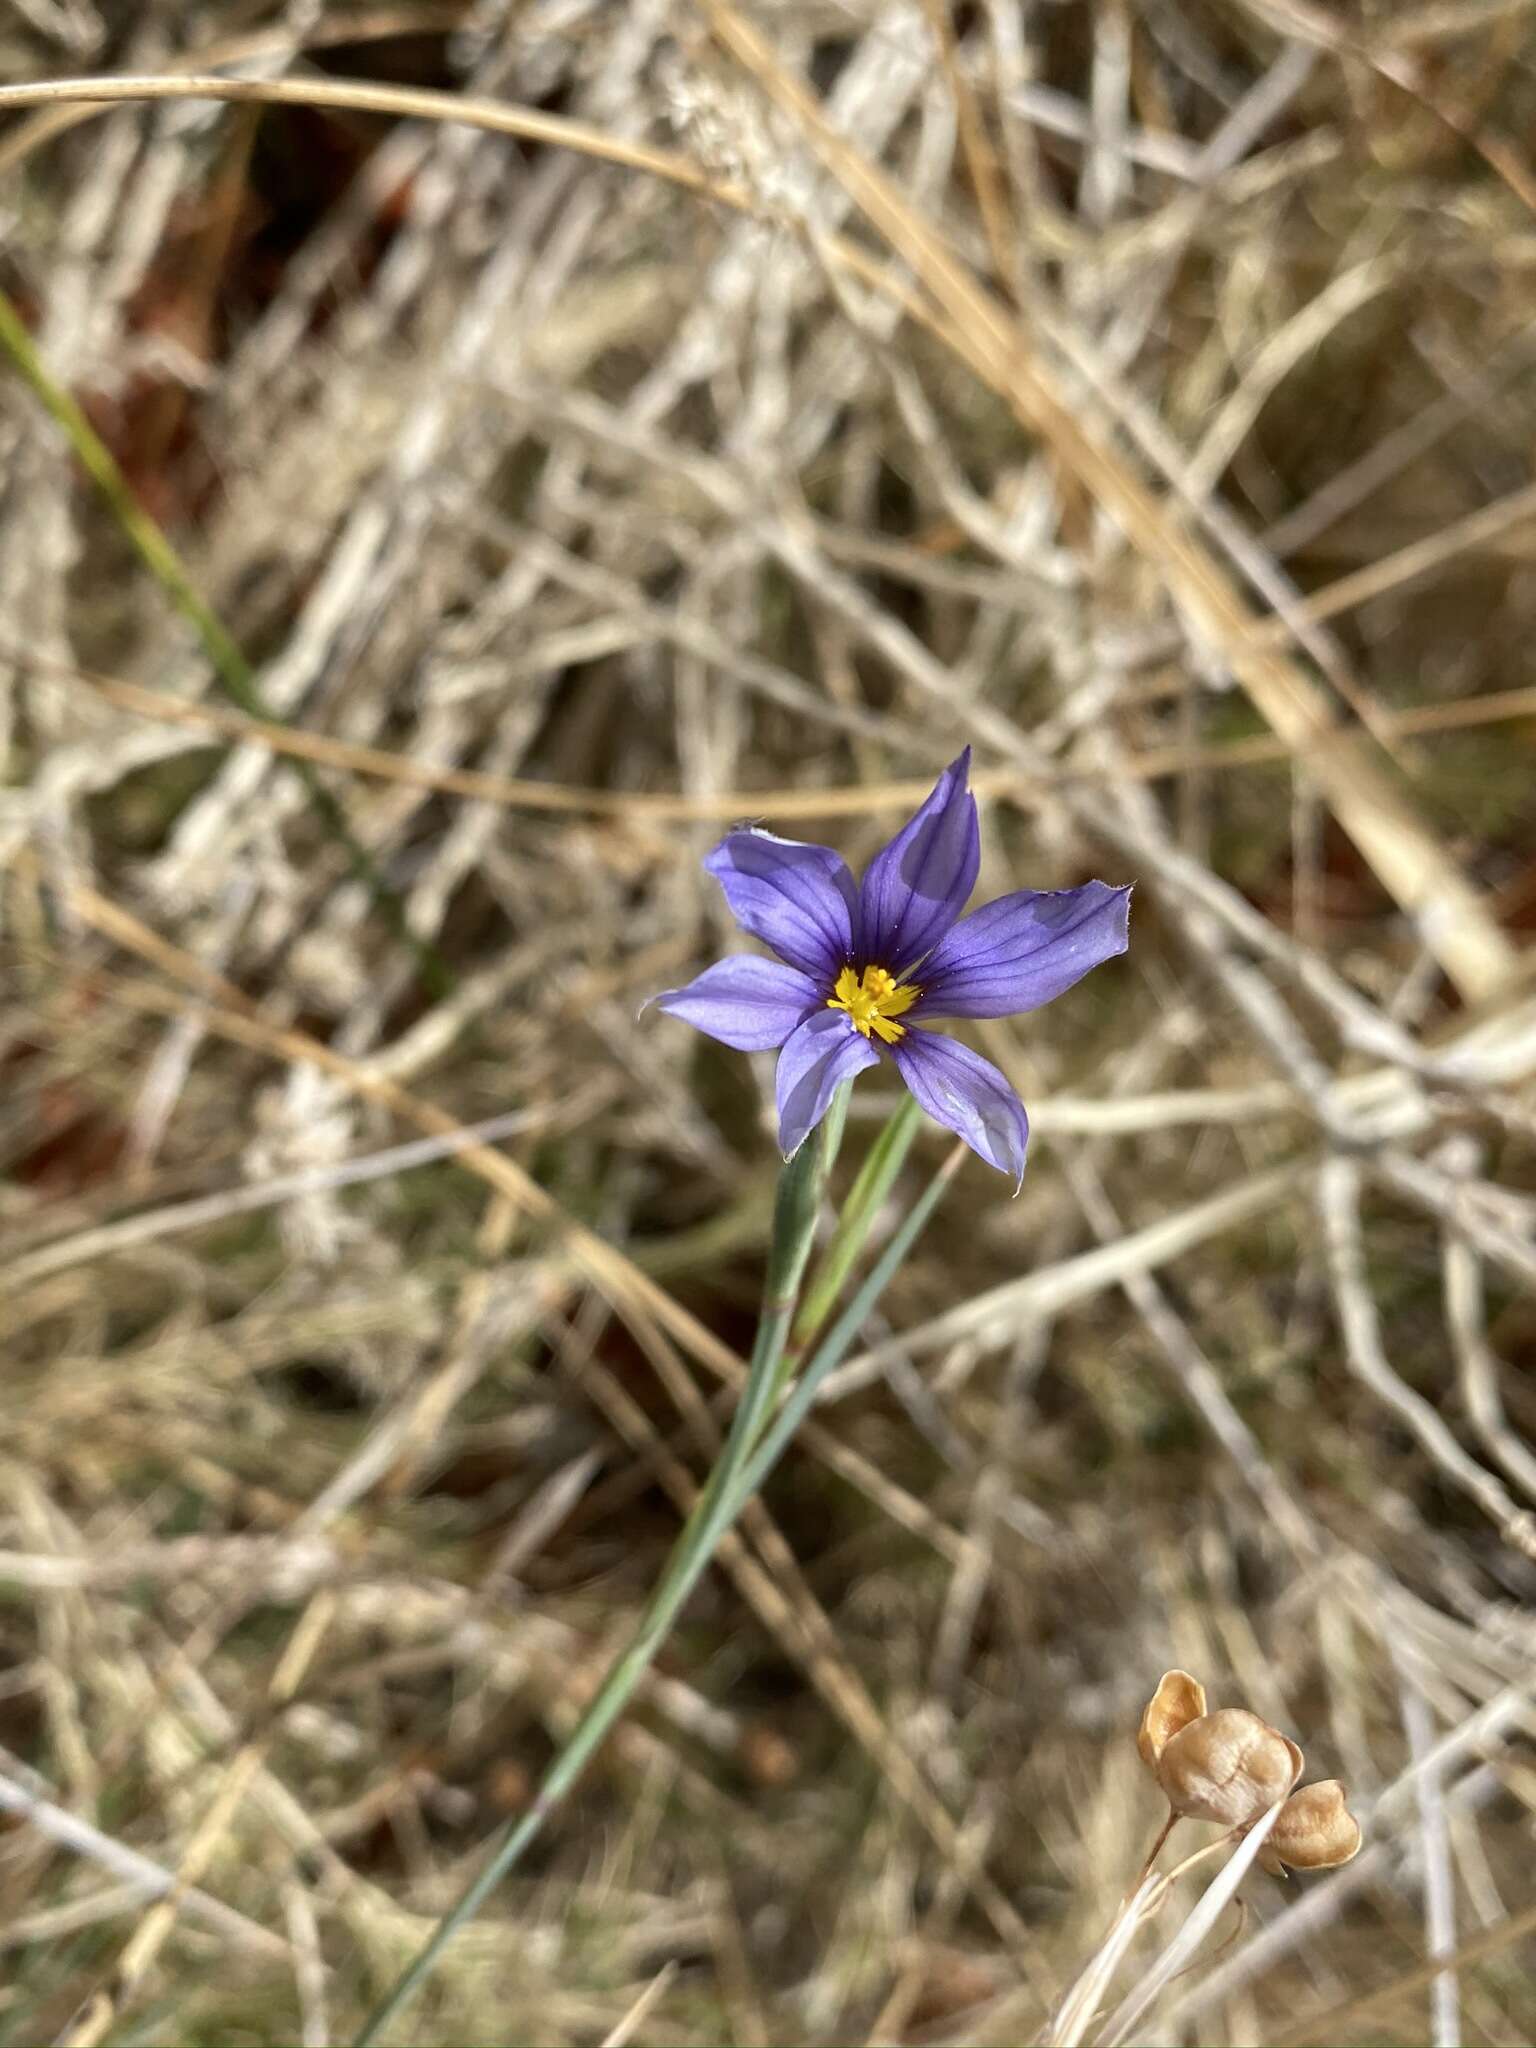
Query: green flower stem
xmin=790 ymin=1092 xmax=921 ymax=1352
xmin=813 ymin=1074 xmax=853 ymax=1181
xmin=727 ymin=1140 xmax=961 ymax=1520
xmin=354 ymin=1100 xmax=851 ymax=2045
xmin=0 ymin=287 xmax=452 ymax=1000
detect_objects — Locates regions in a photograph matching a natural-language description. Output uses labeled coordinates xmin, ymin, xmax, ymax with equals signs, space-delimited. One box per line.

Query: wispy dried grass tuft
xmin=2 ymin=1 xmax=1535 ymax=2041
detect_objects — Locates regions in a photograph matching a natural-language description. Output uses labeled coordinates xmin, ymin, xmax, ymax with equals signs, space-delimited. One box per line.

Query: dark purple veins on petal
xmin=889 ymin=1026 xmax=1029 ymax=1185
xmin=775 ymin=1010 xmax=880 ymax=1158
xmin=856 ymin=750 xmax=979 ymax=977
xmin=647 ymin=955 xmax=823 ymax=1052
xmin=705 ymin=831 xmax=859 ymax=985
xmin=917 ymin=882 xmax=1131 ymax=1019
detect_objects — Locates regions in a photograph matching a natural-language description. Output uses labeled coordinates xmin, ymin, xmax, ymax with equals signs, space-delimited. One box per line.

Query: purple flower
xmin=649 ymin=752 xmax=1130 ymax=1185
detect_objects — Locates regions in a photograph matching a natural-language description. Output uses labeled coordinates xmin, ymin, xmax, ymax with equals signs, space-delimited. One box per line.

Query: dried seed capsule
xmin=1155 ymin=1708 xmax=1303 ymax=1829
xmin=1258 ymin=1780 xmax=1363 ymax=1875
xmin=1137 ymin=1670 xmax=1208 ymax=1769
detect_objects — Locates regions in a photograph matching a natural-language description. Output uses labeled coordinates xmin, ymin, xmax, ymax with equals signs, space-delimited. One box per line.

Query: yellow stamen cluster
xmin=827 ymin=963 xmax=920 ymax=1044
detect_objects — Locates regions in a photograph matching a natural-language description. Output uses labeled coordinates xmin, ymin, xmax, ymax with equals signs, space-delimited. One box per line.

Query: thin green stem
xmin=355 ymin=1103 xmax=848 ymax=2044
xmin=791 ymin=1092 xmax=921 ymax=1352
xmin=813 ymin=1076 xmax=853 ymax=1183
xmin=725 ymin=1142 xmax=961 ymax=1518
xmin=0 ymin=288 xmax=452 ymax=1000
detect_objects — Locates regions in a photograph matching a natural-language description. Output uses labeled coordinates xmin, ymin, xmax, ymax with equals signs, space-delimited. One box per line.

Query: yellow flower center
xmin=827 ymin=963 xmax=920 ymax=1044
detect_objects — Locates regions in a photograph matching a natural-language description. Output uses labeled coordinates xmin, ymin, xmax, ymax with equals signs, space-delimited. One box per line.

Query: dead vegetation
xmin=2 ymin=0 xmax=1536 ymax=2041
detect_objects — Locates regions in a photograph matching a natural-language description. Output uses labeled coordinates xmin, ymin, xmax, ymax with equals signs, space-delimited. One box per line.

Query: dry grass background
xmin=2 ymin=0 xmax=1536 ymax=2041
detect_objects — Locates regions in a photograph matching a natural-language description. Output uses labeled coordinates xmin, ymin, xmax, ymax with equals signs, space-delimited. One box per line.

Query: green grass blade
xmin=354 ymin=1105 xmax=840 ymax=2044
xmin=791 ymin=1092 xmax=921 ymax=1350
xmin=727 ymin=1140 xmax=961 ymax=1518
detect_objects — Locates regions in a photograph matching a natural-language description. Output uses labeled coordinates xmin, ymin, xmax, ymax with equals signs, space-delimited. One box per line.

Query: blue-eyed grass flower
xmin=649 ymin=750 xmax=1130 ymax=1184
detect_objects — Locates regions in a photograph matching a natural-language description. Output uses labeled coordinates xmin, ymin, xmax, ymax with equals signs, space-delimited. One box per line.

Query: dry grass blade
xmin=57 ymin=1593 xmax=336 ymax=2047
xmin=1267 ymin=1899 xmax=1536 ymax=2048
xmin=28 ymin=862 xmax=749 ymax=1388
xmin=599 ymin=1962 xmax=678 ymax=2048
xmin=1318 ymin=1157 xmax=1536 ymax=1558
xmin=1 ymin=1099 xmax=605 ymax=1290
xmin=1096 ymin=1809 xmax=1283 ymax=2045
xmin=0 ymin=70 xmax=739 ymax=202
xmin=0 ymin=1762 xmax=289 ymax=1961
xmin=1042 ymin=1870 xmax=1161 ymax=2048
xmin=18 ymin=640 xmax=1536 ymax=819
xmin=831 ymin=1161 xmax=1306 ymax=1387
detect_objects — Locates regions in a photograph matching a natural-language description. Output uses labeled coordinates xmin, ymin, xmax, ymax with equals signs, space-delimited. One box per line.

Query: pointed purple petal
xmin=775 ymin=1010 xmax=879 ymax=1158
xmin=889 ymin=1027 xmax=1029 ymax=1186
xmin=705 ymin=831 xmax=859 ymax=983
xmin=647 ymin=955 xmax=822 ymax=1051
xmin=857 ymin=751 xmax=979 ymax=977
xmin=918 ymin=882 xmax=1131 ymax=1019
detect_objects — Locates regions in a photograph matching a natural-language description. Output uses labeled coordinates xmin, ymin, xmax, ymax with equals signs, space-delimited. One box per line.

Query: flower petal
xmin=775 ymin=1010 xmax=879 ymax=1158
xmin=917 ymin=882 xmax=1131 ymax=1018
xmin=889 ymin=1027 xmax=1029 ymax=1186
xmin=857 ymin=750 xmax=979 ymax=977
xmin=647 ymin=955 xmax=822 ymax=1051
xmin=705 ymin=831 xmax=859 ymax=982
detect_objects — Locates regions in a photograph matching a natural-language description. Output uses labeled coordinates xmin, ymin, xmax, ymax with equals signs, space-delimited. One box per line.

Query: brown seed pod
xmin=1137 ymin=1670 xmax=1208 ymax=1770
xmin=1155 ymin=1708 xmax=1303 ymax=1829
xmin=1258 ymin=1779 xmax=1363 ymax=1875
